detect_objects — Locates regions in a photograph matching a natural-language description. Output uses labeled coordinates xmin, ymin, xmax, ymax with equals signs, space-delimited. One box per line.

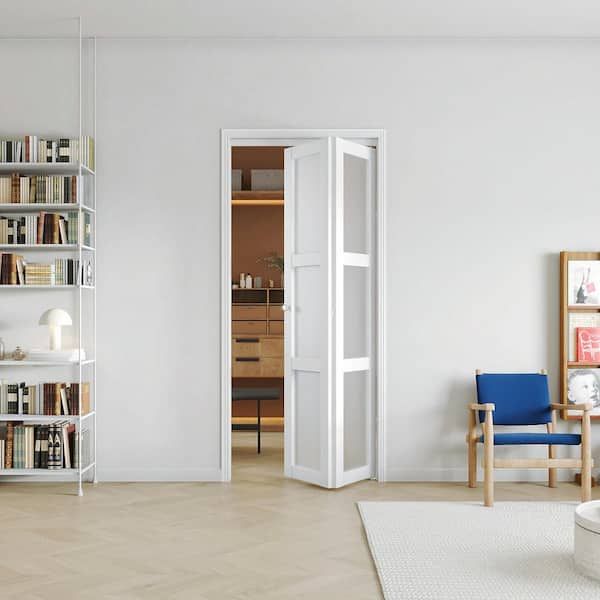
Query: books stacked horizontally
xmin=28 ymin=348 xmax=87 ymax=363
xmin=23 ymin=262 xmax=55 ymax=285
xmin=0 ymin=254 xmax=93 ymax=285
xmin=0 ymin=381 xmax=90 ymax=415
xmin=0 ymin=422 xmax=90 ymax=470
xmin=0 ymin=174 xmax=79 ymax=204
xmin=0 ymin=135 xmax=95 ymax=170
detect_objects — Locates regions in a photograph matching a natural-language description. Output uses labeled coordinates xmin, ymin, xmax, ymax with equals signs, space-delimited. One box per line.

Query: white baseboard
xmin=97 ymin=467 xmax=223 ymax=482
xmin=384 ymin=467 xmax=598 ymax=483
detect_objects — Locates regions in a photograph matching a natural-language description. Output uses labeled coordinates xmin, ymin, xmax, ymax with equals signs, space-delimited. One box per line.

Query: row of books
xmin=0 ymin=174 xmax=79 ymax=204
xmin=0 ymin=423 xmax=90 ymax=470
xmin=0 ymin=136 xmax=95 ymax=169
xmin=0 ymin=254 xmax=93 ymax=286
xmin=0 ymin=381 xmax=90 ymax=416
xmin=0 ymin=212 xmax=91 ymax=245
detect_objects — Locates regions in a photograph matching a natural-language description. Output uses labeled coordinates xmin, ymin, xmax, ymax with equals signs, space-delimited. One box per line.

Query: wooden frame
xmin=560 ymin=251 xmax=600 ymax=421
xmin=468 ymin=369 xmax=593 ymax=507
xmin=220 ymin=129 xmax=386 ymax=483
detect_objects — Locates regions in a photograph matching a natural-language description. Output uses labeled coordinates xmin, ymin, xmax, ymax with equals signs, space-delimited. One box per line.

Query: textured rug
xmin=358 ymin=502 xmax=600 ymax=600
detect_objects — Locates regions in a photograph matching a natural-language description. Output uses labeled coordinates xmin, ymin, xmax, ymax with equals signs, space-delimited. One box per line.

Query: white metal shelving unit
xmin=0 ymin=21 xmax=96 ymax=495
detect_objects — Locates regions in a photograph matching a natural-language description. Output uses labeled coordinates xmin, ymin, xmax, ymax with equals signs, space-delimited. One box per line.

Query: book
xmin=5 ymin=422 xmax=13 ymax=468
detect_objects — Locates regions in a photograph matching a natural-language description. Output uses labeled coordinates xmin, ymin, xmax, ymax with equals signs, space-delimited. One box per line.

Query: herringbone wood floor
xmin=0 ymin=432 xmax=596 ymax=599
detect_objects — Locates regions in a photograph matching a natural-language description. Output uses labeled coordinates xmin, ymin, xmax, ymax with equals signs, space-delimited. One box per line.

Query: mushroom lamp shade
xmin=39 ymin=308 xmax=72 ymax=351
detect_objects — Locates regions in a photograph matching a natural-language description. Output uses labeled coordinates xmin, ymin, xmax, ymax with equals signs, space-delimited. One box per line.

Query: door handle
xmin=281 ymin=304 xmax=290 ymax=312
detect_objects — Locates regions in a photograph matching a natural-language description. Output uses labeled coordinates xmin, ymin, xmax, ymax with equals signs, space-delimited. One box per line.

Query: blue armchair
xmin=467 ymin=370 xmax=593 ymax=507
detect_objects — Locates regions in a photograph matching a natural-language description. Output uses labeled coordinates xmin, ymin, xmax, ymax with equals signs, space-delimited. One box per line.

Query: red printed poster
xmin=577 ymin=327 xmax=600 ymax=363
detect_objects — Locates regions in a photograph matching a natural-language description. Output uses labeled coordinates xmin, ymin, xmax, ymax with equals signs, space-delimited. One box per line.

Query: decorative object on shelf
xmin=269 ymin=279 xmax=274 ymax=288
xmin=257 ymin=253 xmax=284 ymax=287
xmin=567 ymin=369 xmax=600 ymax=416
xmin=568 ymin=260 xmax=600 ymax=306
xmin=0 ymin=337 xmax=4 ymax=360
xmin=250 ymin=169 xmax=284 ymax=191
xmin=39 ymin=308 xmax=72 ymax=351
xmin=12 ymin=346 xmax=26 ymax=361
xmin=232 ymin=283 xmax=239 ymax=289
xmin=240 ymin=272 xmax=246 ymax=288
xmin=577 ymin=327 xmax=600 ymax=363
xmin=231 ymin=169 xmax=242 ymax=191
xmin=245 ymin=273 xmax=253 ymax=289
xmin=255 ymin=276 xmax=262 ymax=289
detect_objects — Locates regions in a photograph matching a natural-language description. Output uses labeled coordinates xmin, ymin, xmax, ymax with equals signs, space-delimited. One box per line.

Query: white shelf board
xmin=0 ymin=203 xmax=94 ymax=214
xmin=0 ymin=411 xmax=95 ymax=422
xmin=0 ymin=244 xmax=78 ymax=250
xmin=0 ymin=467 xmax=89 ymax=476
xmin=0 ymin=359 xmax=95 ymax=367
xmin=0 ymin=285 xmax=94 ymax=290
xmin=0 ymin=163 xmax=95 ymax=176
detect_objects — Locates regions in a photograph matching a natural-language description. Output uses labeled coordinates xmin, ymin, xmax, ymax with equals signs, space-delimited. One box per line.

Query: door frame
xmin=220 ymin=128 xmax=386 ymax=483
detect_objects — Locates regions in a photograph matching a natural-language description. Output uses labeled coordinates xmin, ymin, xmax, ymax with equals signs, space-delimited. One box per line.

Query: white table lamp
xmin=39 ymin=308 xmax=72 ymax=351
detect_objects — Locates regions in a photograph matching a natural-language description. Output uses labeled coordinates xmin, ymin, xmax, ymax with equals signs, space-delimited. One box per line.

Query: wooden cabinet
xmin=232 ymin=335 xmax=284 ymax=377
xmin=269 ymin=321 xmax=284 ymax=335
xmin=232 ymin=288 xmax=284 ymax=339
xmin=268 ymin=304 xmax=284 ymax=321
xmin=232 ymin=321 xmax=267 ymax=335
xmin=232 ymin=305 xmax=267 ymax=321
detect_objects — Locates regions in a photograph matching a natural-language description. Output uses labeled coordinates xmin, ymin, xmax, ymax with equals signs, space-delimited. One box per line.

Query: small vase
xmin=12 ymin=346 xmax=26 ymax=361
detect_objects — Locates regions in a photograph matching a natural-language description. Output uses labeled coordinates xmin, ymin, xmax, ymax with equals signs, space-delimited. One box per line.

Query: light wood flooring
xmin=0 ymin=431 xmax=597 ymax=599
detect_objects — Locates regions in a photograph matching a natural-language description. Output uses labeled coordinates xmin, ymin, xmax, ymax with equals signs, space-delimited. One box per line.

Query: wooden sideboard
xmin=232 ymin=335 xmax=283 ymax=378
xmin=232 ymin=288 xmax=283 ymax=335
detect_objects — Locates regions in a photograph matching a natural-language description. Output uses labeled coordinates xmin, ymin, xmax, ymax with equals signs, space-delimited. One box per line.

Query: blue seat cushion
xmin=478 ymin=432 xmax=581 ymax=445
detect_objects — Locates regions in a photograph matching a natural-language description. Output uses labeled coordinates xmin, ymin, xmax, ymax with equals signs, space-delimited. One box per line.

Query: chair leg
xmin=483 ymin=417 xmax=494 ymax=507
xmin=582 ymin=411 xmax=592 ymax=503
xmin=547 ymin=421 xmax=557 ymax=488
xmin=548 ymin=444 xmax=557 ymax=488
xmin=468 ymin=439 xmax=477 ymax=488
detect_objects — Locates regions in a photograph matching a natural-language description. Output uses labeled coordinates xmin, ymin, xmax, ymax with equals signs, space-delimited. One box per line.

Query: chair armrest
xmin=468 ymin=403 xmax=495 ymax=412
xmin=550 ymin=402 xmax=593 ymax=412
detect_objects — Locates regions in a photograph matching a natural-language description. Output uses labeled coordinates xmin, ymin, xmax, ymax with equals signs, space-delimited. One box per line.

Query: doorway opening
xmin=221 ymin=130 xmax=386 ymax=487
xmin=231 ymin=146 xmax=286 ymax=480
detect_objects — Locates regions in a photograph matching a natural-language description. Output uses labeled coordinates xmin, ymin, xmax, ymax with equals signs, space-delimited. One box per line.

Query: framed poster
xmin=567 ymin=368 xmax=600 ymax=417
xmin=568 ymin=260 xmax=600 ymax=306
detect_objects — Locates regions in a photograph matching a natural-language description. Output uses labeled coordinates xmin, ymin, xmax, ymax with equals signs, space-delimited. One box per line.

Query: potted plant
xmin=257 ymin=252 xmax=284 ymax=287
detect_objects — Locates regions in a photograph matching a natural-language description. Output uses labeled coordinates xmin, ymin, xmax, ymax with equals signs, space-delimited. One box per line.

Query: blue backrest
xmin=475 ymin=373 xmax=551 ymax=425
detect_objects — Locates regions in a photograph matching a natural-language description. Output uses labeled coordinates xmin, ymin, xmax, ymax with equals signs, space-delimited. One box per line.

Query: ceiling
xmin=3 ymin=0 xmax=600 ymax=39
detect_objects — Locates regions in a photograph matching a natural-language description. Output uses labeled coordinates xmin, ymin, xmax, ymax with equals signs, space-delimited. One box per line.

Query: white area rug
xmin=358 ymin=502 xmax=600 ymax=600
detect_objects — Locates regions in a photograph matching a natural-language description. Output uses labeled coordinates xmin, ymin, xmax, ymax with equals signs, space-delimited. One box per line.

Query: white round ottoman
xmin=575 ymin=501 xmax=600 ymax=580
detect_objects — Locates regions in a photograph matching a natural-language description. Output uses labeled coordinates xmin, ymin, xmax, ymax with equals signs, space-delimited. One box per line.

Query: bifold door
xmin=284 ymin=137 xmax=375 ymax=488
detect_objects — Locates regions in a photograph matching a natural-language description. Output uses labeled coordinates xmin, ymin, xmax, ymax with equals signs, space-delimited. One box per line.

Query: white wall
xmin=2 ymin=38 xmax=600 ymax=481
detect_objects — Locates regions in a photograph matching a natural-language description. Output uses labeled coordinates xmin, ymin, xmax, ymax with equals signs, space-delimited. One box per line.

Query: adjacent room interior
xmin=231 ymin=146 xmax=285 ymax=477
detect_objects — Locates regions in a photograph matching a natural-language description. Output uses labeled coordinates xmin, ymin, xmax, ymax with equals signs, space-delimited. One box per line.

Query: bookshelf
xmin=0 ymin=32 xmax=97 ymax=495
xmin=559 ymin=251 xmax=600 ymax=421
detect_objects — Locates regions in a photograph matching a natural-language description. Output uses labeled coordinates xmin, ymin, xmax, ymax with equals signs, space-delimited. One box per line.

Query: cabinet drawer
xmin=232 ymin=357 xmax=262 ymax=377
xmin=268 ymin=305 xmax=284 ymax=320
xmin=261 ymin=338 xmax=283 ymax=357
xmin=261 ymin=357 xmax=284 ymax=377
xmin=232 ymin=321 xmax=267 ymax=335
xmin=232 ymin=305 xmax=267 ymax=320
xmin=232 ymin=337 xmax=261 ymax=357
xmin=269 ymin=321 xmax=284 ymax=335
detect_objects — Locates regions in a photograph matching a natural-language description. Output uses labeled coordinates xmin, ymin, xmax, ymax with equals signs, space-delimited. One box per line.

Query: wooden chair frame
xmin=467 ymin=369 xmax=593 ymax=507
